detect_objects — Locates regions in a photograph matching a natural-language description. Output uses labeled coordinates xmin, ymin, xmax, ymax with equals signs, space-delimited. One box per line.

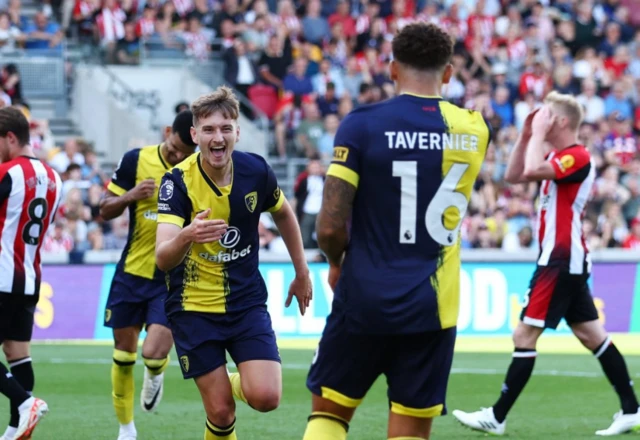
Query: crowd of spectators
xmin=6 ymin=0 xmax=640 ymax=253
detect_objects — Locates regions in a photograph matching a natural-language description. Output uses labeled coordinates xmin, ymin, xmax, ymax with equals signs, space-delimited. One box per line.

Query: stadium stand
xmin=2 ymin=0 xmax=640 ymax=255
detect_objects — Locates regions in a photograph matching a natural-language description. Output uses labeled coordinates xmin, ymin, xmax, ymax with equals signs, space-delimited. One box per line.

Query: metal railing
xmin=2 ymin=52 xmax=66 ymax=98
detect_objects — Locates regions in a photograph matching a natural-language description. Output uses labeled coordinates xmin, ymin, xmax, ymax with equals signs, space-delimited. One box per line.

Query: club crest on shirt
xmin=180 ymin=355 xmax=189 ymax=373
xmin=555 ymin=154 xmax=575 ymax=173
xmin=333 ymin=146 xmax=349 ymax=162
xmin=245 ymin=191 xmax=258 ymax=213
xmin=159 ymin=180 xmax=174 ymax=201
xmin=273 ymin=187 xmax=281 ymax=202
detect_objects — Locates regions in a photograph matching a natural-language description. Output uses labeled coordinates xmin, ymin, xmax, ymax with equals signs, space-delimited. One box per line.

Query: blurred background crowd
xmin=3 ymin=0 xmax=640 ymax=254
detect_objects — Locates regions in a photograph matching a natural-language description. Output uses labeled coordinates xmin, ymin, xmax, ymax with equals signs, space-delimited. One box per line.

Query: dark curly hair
xmin=392 ymin=22 xmax=454 ymax=72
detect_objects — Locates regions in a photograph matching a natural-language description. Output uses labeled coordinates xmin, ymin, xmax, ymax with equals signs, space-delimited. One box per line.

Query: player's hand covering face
xmin=532 ymin=106 xmax=556 ymax=138
xmin=192 ymin=111 xmax=239 ymax=170
xmin=286 ymin=272 xmax=312 ymax=315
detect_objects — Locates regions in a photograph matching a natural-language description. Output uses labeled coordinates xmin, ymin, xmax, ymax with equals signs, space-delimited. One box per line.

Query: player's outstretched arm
xmin=316 ymin=176 xmax=356 ymax=268
xmin=271 ymin=198 xmax=312 ymax=315
xmin=100 ymin=179 xmax=156 ymax=220
xmin=156 ymin=209 xmax=228 ymax=271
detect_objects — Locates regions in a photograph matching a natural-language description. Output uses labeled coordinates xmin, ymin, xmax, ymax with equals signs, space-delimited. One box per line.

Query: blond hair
xmin=544 ymin=91 xmax=584 ymax=131
xmin=191 ymin=86 xmax=240 ymax=125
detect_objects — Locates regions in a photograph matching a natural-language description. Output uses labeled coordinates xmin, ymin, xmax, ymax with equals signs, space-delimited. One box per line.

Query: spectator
xmin=50 ymin=138 xmax=85 ymax=173
xmin=212 ymin=0 xmax=242 ymax=34
xmin=0 ymin=63 xmax=22 ymax=104
xmin=258 ymin=33 xmax=292 ymax=90
xmin=24 ymin=11 xmax=63 ymax=50
xmin=317 ymin=113 xmax=339 ymax=160
xmin=42 ymin=221 xmax=74 ymax=253
xmin=95 ymin=0 xmax=126 ymax=57
xmin=224 ymin=38 xmax=258 ymax=117
xmin=622 ymin=218 xmax=640 ymax=249
xmin=302 ymin=0 xmax=329 ymax=45
xmin=7 ymin=0 xmax=27 ymax=30
xmin=86 ymin=222 xmax=104 ymax=250
xmin=491 ymin=85 xmax=513 ymax=128
xmin=316 ymin=81 xmax=339 ymax=116
xmin=115 ymin=20 xmax=140 ymax=64
xmin=295 ymin=102 xmax=324 ymax=157
xmin=577 ymin=78 xmax=606 ymax=124
xmin=103 ymin=213 xmax=129 ymax=250
xmin=61 ymin=163 xmax=90 ymax=199
xmin=182 ymin=13 xmax=211 ymax=60
xmin=294 ymin=157 xmax=325 ymax=248
xmin=0 ymin=11 xmax=23 ymax=52
xmin=312 ymin=57 xmax=345 ymax=97
xmin=258 ymin=213 xmax=287 ymax=253
xmin=604 ymin=82 xmax=633 ymax=119
xmin=283 ymin=57 xmax=314 ymax=96
xmin=273 ymin=93 xmax=304 ymax=157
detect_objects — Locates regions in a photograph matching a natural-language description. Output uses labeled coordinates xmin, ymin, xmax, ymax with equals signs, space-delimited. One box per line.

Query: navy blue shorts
xmin=104 ymin=271 xmax=169 ymax=329
xmin=169 ymin=305 xmax=280 ymax=379
xmin=307 ymin=305 xmax=456 ymax=418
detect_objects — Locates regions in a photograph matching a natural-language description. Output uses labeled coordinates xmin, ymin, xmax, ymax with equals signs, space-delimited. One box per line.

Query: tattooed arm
xmin=316 ymin=175 xmax=357 ymax=267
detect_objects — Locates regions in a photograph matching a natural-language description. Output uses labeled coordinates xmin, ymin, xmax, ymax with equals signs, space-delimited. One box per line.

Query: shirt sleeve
xmin=157 ymin=169 xmax=191 ymax=228
xmin=551 ymin=147 xmax=592 ymax=184
xmin=107 ymin=148 xmax=140 ymax=196
xmin=325 ymin=111 xmax=363 ymax=188
xmin=262 ymin=162 xmax=285 ymax=213
xmin=0 ymin=170 xmax=11 ymax=204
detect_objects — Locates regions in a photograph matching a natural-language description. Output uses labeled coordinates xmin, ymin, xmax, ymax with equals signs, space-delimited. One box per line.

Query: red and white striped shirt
xmin=96 ymin=7 xmax=126 ymax=43
xmin=136 ymin=17 xmax=155 ymax=38
xmin=536 ymin=145 xmax=595 ymax=274
xmin=0 ymin=157 xmax=62 ymax=296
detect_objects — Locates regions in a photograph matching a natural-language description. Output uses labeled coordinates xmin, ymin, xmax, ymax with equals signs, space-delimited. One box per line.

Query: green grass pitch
xmin=4 ymin=345 xmax=640 ymax=439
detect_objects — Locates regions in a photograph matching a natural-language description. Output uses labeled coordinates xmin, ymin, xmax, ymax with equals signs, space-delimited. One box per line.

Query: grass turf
xmin=2 ymin=345 xmax=640 ymax=439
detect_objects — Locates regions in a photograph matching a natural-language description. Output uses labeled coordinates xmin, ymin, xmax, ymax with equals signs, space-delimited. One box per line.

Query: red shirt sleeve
xmin=550 ymin=146 xmax=591 ymax=183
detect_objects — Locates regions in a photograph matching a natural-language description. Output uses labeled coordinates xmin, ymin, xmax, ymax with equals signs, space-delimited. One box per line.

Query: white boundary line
xmin=41 ymin=358 xmax=640 ymax=378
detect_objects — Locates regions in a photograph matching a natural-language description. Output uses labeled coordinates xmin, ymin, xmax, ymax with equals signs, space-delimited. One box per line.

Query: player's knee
xmin=205 ymin=401 xmax=236 ymax=427
xmin=2 ymin=341 xmax=29 ymax=361
xmin=247 ymin=388 xmax=281 ymax=412
xmin=512 ymin=325 xmax=539 ymax=349
xmin=571 ymin=323 xmax=606 ymax=351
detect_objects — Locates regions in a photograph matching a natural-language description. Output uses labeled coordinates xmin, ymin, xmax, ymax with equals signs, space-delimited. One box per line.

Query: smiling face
xmin=191 ymin=110 xmax=239 ymax=170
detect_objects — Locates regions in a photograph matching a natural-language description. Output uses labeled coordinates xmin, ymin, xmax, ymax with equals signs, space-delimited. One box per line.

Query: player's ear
xmin=163 ymin=126 xmax=171 ymax=140
xmin=190 ymin=126 xmax=197 ymax=145
xmin=235 ymin=122 xmax=240 ymax=142
xmin=389 ymin=59 xmax=398 ymax=82
xmin=441 ymin=63 xmax=453 ymax=85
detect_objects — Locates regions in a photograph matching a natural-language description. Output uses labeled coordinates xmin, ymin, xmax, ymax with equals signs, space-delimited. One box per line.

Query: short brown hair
xmin=0 ymin=107 xmax=30 ymax=146
xmin=191 ymin=86 xmax=240 ymax=125
xmin=544 ymin=91 xmax=584 ymax=131
xmin=392 ymin=22 xmax=453 ymax=72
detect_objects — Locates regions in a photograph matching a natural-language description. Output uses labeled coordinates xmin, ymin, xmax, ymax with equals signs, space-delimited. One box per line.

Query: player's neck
xmin=556 ymin=132 xmax=580 ymax=151
xmin=9 ymin=145 xmax=35 ymax=160
xmin=397 ymin=82 xmax=442 ymax=98
xmin=201 ymin=156 xmax=232 ymax=187
xmin=159 ymin=142 xmax=170 ymax=164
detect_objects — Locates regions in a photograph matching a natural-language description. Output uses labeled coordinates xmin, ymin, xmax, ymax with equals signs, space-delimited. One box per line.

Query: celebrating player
xmin=155 ymin=86 xmax=312 ymax=440
xmin=453 ymin=93 xmax=640 ymax=436
xmin=303 ymin=23 xmax=491 ymax=440
xmin=100 ymin=110 xmax=197 ymax=440
xmin=0 ymin=107 xmax=61 ymax=440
